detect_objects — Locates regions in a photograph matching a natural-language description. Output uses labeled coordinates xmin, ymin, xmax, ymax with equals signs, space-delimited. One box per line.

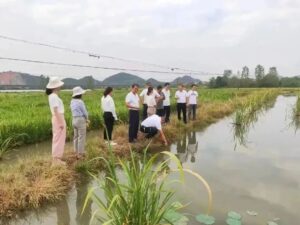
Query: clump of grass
xmin=0 ymin=134 xmax=28 ymax=160
xmin=0 ymin=157 xmax=75 ymax=218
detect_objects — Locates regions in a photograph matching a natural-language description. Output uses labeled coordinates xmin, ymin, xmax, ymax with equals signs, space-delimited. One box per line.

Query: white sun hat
xmin=46 ymin=76 xmax=64 ymax=89
xmin=72 ymin=86 xmax=86 ymax=97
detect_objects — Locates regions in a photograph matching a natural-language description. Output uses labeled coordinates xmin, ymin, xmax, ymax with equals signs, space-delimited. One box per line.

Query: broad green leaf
xmin=163 ymin=209 xmax=188 ymax=224
xmin=195 ymin=214 xmax=216 ymax=225
xmin=228 ymin=211 xmax=242 ymax=220
xmin=226 ymin=218 xmax=242 ymax=225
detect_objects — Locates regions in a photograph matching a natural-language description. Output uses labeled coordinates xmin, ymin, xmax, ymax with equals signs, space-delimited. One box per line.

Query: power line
xmin=0 ymin=56 xmax=218 ymax=76
xmin=0 ymin=34 xmax=221 ymax=75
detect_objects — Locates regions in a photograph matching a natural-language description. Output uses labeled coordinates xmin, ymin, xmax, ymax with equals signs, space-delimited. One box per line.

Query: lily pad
xmin=163 ymin=209 xmax=189 ymax=225
xmin=195 ymin=214 xmax=216 ymax=224
xmin=267 ymin=222 xmax=278 ymax=225
xmin=246 ymin=210 xmax=258 ymax=216
xmin=228 ymin=211 xmax=242 ymax=220
xmin=226 ymin=218 xmax=242 ymax=225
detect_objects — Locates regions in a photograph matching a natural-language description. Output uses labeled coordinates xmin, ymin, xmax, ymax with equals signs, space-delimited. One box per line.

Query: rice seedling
xmin=83 ymin=145 xmax=214 ymax=225
xmin=0 ymin=133 xmax=28 ymax=160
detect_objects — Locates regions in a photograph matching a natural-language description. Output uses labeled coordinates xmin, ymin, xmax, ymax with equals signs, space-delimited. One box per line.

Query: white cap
xmin=72 ymin=86 xmax=86 ymax=97
xmin=46 ymin=77 xmax=64 ymax=89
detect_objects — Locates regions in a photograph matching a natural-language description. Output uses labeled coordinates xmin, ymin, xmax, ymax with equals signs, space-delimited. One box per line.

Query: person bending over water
xmin=140 ymin=114 xmax=168 ymax=146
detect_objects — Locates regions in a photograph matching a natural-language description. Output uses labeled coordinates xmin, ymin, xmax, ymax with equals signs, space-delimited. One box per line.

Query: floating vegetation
xmin=195 ymin=214 xmax=216 ymax=224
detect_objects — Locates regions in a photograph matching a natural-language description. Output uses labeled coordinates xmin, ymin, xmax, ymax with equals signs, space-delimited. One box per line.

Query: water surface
xmin=3 ymin=96 xmax=300 ymax=225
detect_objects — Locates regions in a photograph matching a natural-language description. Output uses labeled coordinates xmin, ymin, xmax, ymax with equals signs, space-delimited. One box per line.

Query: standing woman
xmin=46 ymin=77 xmax=66 ymax=165
xmin=70 ymin=86 xmax=89 ymax=159
xmin=101 ymin=87 xmax=118 ymax=145
xmin=145 ymin=87 xmax=156 ymax=117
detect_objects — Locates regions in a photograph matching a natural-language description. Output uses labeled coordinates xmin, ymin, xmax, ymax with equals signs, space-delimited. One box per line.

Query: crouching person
xmin=140 ymin=114 xmax=168 ymax=146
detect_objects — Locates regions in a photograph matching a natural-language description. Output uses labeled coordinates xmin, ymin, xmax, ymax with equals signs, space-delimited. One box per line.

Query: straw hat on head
xmin=46 ymin=76 xmax=64 ymax=89
xmin=72 ymin=86 xmax=86 ymax=97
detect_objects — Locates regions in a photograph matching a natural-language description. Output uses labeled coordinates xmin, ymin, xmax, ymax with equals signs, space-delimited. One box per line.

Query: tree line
xmin=208 ymin=65 xmax=300 ymax=88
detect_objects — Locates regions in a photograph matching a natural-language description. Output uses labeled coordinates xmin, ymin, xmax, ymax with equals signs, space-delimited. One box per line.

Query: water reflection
xmin=232 ymin=97 xmax=277 ymax=149
xmin=76 ymin=180 xmax=92 ymax=225
xmin=187 ymin=132 xmax=198 ymax=163
xmin=175 ymin=131 xmax=198 ymax=164
xmin=289 ymin=96 xmax=300 ymax=132
xmin=56 ymin=198 xmax=70 ymax=225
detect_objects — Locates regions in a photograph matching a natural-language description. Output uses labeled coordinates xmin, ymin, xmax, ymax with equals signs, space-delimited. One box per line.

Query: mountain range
xmin=0 ymin=71 xmax=201 ymax=89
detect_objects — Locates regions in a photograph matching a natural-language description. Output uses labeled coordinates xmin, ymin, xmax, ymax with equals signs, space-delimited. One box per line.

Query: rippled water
xmin=3 ymin=96 xmax=300 ymax=225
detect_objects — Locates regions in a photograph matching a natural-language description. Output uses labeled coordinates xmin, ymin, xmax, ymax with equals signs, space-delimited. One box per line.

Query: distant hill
xmin=171 ymin=75 xmax=201 ymax=86
xmin=0 ymin=71 xmax=46 ymax=89
xmin=146 ymin=78 xmax=163 ymax=87
xmin=0 ymin=71 xmax=202 ymax=89
xmin=63 ymin=76 xmax=102 ymax=89
xmin=102 ymin=72 xmax=145 ymax=87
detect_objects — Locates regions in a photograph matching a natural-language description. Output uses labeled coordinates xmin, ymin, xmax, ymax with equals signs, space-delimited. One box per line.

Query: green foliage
xmin=0 ymin=133 xmax=28 ymax=159
xmin=84 ymin=149 xmax=177 ymax=225
xmin=195 ymin=214 xmax=216 ymax=224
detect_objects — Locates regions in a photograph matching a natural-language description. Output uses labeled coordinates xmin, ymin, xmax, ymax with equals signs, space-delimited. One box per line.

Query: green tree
xmin=223 ymin=70 xmax=232 ymax=77
xmin=268 ymin=67 xmax=278 ymax=76
xmin=255 ymin=65 xmax=265 ymax=86
xmin=241 ymin=66 xmax=249 ymax=79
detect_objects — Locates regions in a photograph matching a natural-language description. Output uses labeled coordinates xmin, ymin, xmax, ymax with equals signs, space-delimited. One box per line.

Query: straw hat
xmin=46 ymin=77 xmax=64 ymax=89
xmin=72 ymin=86 xmax=86 ymax=97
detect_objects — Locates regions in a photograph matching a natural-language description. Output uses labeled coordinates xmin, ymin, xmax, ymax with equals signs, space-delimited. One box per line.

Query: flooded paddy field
xmin=2 ymin=95 xmax=299 ymax=225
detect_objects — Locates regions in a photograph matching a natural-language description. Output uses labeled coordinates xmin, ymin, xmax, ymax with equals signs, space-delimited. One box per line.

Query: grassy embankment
xmin=0 ymin=88 xmax=280 ymax=218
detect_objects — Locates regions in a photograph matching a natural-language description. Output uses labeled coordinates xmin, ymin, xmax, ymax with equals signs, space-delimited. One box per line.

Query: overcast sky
xmin=0 ymin=0 xmax=299 ymax=81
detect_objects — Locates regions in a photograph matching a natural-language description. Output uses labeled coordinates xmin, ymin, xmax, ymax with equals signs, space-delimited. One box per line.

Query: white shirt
xmin=126 ymin=91 xmax=140 ymax=110
xmin=145 ymin=94 xmax=156 ymax=107
xmin=141 ymin=114 xmax=162 ymax=130
xmin=49 ymin=93 xmax=64 ymax=115
xmin=162 ymin=89 xmax=171 ymax=106
xmin=101 ymin=95 xmax=117 ymax=120
xmin=175 ymin=90 xmax=188 ymax=103
xmin=140 ymin=88 xmax=159 ymax=104
xmin=187 ymin=90 xmax=198 ymax=105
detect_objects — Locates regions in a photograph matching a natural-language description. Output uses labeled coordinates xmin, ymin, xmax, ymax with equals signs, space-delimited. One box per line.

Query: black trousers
xmin=188 ymin=104 xmax=197 ymax=120
xmin=140 ymin=125 xmax=158 ymax=138
xmin=164 ymin=106 xmax=171 ymax=122
xmin=156 ymin=108 xmax=165 ymax=117
xmin=103 ymin=112 xmax=114 ymax=140
xmin=177 ymin=103 xmax=187 ymax=123
xmin=129 ymin=110 xmax=139 ymax=142
xmin=142 ymin=104 xmax=148 ymax=120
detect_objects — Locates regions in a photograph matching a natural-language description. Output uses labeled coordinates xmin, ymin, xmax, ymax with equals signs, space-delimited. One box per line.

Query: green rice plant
xmin=83 ymin=145 xmax=213 ymax=225
xmin=0 ymin=133 xmax=28 ymax=159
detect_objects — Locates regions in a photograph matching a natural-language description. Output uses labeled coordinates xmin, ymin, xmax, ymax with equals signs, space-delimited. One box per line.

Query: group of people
xmin=45 ymin=77 xmax=198 ymax=165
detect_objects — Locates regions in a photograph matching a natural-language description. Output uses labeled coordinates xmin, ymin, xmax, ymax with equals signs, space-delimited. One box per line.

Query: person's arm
xmin=111 ymin=98 xmax=118 ymax=120
xmin=80 ymin=101 xmax=89 ymax=120
xmin=54 ymin=107 xmax=65 ymax=129
xmin=159 ymin=129 xmax=168 ymax=146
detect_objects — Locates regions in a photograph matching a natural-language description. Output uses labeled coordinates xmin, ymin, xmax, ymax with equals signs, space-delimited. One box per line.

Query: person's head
xmin=147 ymin=86 xmax=153 ymax=96
xmin=145 ymin=82 xmax=152 ymax=88
xmin=191 ymin=84 xmax=197 ymax=91
xmin=104 ymin=87 xmax=113 ymax=97
xmin=178 ymin=84 xmax=184 ymax=91
xmin=45 ymin=76 xmax=64 ymax=95
xmin=131 ymin=83 xmax=139 ymax=94
xmin=164 ymin=82 xmax=170 ymax=90
xmin=72 ymin=86 xmax=86 ymax=99
xmin=157 ymin=85 xmax=162 ymax=93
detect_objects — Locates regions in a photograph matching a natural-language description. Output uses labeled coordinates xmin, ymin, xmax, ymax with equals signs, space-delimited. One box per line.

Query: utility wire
xmin=0 ymin=56 xmax=218 ymax=76
xmin=0 ymin=34 xmax=221 ymax=75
